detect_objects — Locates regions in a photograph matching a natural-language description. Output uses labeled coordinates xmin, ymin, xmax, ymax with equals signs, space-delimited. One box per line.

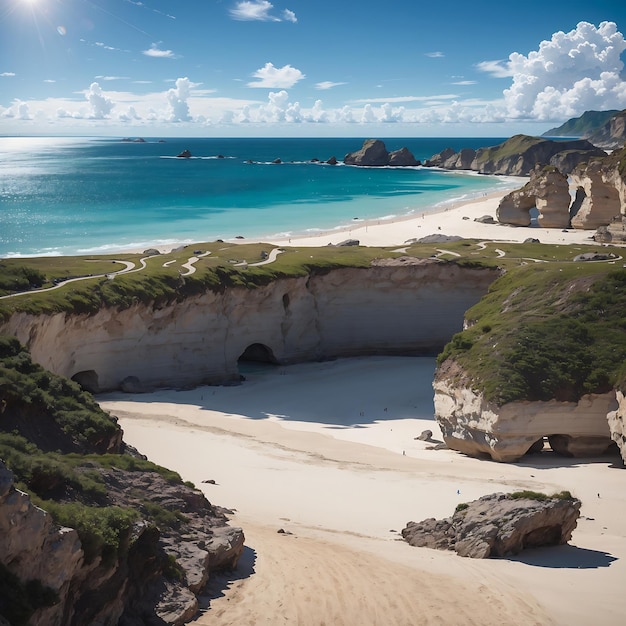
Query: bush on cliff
xmin=438 ymin=267 xmax=626 ymax=404
xmin=0 ymin=336 xmax=120 ymax=453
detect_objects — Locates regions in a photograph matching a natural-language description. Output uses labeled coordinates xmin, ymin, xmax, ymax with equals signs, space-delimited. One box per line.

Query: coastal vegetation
xmin=0 ymin=336 xmax=200 ymax=571
xmin=437 ymin=263 xmax=626 ymax=404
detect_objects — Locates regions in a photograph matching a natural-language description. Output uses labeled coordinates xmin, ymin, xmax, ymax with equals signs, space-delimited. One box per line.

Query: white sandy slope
xmin=99 ymin=356 xmax=626 ymax=626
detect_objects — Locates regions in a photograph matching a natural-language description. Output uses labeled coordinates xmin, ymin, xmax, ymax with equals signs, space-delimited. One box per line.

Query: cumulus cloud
xmin=143 ymin=44 xmax=177 ymax=58
xmin=166 ymin=77 xmax=192 ymax=121
xmin=230 ymin=1 xmax=296 ymax=22
xmin=316 ymin=81 xmax=346 ymax=90
xmin=502 ymin=21 xmax=626 ymax=120
xmin=248 ymin=63 xmax=305 ymax=88
xmin=85 ymin=82 xmax=114 ymax=118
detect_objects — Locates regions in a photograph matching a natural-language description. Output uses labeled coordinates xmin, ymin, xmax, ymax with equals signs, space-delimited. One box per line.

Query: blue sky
xmin=1 ymin=0 xmax=626 ymax=136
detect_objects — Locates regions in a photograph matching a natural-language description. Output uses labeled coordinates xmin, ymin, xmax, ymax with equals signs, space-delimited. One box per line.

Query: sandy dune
xmin=99 ymin=357 xmax=626 ymax=626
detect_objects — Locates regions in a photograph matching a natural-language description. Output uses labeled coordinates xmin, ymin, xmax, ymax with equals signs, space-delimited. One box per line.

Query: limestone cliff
xmin=607 ymin=391 xmax=626 ymax=464
xmin=434 ymin=363 xmax=617 ymax=462
xmin=496 ymin=166 xmax=571 ymax=228
xmin=0 ymin=261 xmax=498 ymax=392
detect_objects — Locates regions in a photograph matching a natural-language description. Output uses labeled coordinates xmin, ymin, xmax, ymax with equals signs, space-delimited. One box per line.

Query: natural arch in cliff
xmin=71 ymin=370 xmax=100 ymax=393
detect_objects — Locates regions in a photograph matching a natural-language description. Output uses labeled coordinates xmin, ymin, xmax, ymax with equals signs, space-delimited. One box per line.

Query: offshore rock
xmin=402 ymin=492 xmax=581 ymax=558
xmin=344 ymin=139 xmax=419 ymax=166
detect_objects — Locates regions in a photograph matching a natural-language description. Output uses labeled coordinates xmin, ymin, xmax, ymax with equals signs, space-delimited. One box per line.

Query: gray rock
xmin=474 ymin=215 xmax=497 ymax=224
xmin=402 ymin=492 xmax=581 ymax=558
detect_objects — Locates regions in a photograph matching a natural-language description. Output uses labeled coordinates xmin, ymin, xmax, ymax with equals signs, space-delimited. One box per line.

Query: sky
xmin=1 ymin=0 xmax=626 ymax=137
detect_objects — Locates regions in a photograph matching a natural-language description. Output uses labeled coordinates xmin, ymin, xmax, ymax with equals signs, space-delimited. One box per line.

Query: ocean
xmin=0 ymin=136 xmax=518 ymax=257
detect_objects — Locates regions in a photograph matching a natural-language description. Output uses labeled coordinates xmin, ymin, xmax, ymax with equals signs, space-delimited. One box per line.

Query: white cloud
xmin=476 ymin=60 xmax=514 ymax=78
xmin=44 ymin=79 xmax=56 ymax=83
xmin=143 ymin=44 xmax=177 ymax=59
xmin=230 ymin=1 xmax=296 ymax=22
xmin=316 ymin=81 xmax=346 ymax=90
xmin=452 ymin=80 xmax=477 ymax=86
xmin=248 ymin=62 xmax=305 ymax=88
xmin=1 ymin=72 xmax=16 ymax=77
xmin=166 ymin=77 xmax=192 ymax=121
xmin=425 ymin=52 xmax=444 ymax=58
xmin=352 ymin=94 xmax=459 ymax=104
xmin=95 ymin=76 xmax=130 ymax=81
xmin=85 ymin=83 xmax=114 ymax=118
xmin=503 ymin=21 xmax=626 ymax=120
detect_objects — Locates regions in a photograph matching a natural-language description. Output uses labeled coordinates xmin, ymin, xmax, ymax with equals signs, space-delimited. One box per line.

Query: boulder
xmin=594 ymin=217 xmax=626 ymax=244
xmin=402 ymin=492 xmax=581 ymax=558
xmin=474 ymin=214 xmax=496 ymax=224
xmin=176 ymin=149 xmax=192 ymax=158
xmin=326 ymin=156 xmax=338 ymax=165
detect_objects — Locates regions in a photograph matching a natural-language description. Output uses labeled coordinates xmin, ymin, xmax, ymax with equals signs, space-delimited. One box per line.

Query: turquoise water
xmin=0 ymin=136 xmax=517 ymax=257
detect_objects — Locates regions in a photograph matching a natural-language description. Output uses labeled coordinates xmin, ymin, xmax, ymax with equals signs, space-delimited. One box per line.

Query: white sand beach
xmin=99 ymin=356 xmax=626 ymax=626
xmin=258 ymin=190 xmax=599 ymax=248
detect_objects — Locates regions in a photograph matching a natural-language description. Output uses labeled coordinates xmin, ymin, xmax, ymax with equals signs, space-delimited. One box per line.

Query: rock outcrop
xmin=570 ymin=155 xmax=625 ymax=229
xmin=496 ymin=166 xmax=571 ymax=228
xmin=434 ymin=362 xmax=617 ymax=462
xmin=402 ymin=492 xmax=581 ymax=558
xmin=0 ymin=262 xmax=498 ymax=391
xmin=424 ymin=135 xmax=606 ymax=176
xmin=586 ymin=109 xmax=626 ymax=150
xmin=607 ymin=390 xmax=626 ymax=464
xmin=0 ymin=460 xmax=244 ymax=625
xmin=344 ymin=139 xmax=419 ymax=167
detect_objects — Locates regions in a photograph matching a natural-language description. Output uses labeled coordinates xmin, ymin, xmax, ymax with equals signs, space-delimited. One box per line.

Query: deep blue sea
xmin=0 ymin=136 xmax=518 ymax=257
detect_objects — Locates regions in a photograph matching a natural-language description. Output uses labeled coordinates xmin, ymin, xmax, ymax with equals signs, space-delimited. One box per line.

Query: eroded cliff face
xmin=0 ymin=261 xmax=499 ymax=392
xmin=434 ymin=363 xmax=617 ymax=462
xmin=607 ymin=391 xmax=626 ymax=464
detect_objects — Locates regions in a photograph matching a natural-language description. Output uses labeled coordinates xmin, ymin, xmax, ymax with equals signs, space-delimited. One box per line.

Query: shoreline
xmin=99 ymin=356 xmax=626 ymax=625
xmin=255 ymin=187 xmax=599 ymax=248
xmin=129 ymin=184 xmax=599 ymax=256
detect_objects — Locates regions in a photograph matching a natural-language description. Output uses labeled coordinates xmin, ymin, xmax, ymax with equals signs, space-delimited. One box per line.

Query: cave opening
xmin=71 ymin=370 xmax=100 ymax=394
xmin=237 ymin=343 xmax=279 ymax=377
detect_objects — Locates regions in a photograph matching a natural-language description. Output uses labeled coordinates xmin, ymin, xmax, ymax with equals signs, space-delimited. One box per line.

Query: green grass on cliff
xmin=438 ymin=264 xmax=626 ymax=404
